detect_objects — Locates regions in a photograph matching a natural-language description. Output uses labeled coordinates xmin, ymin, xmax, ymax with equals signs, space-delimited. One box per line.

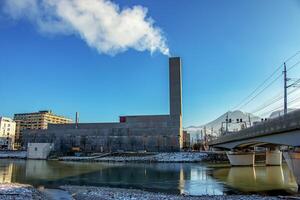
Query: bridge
xmin=209 ymin=109 xmax=300 ymax=187
xmin=209 ymin=109 xmax=300 ymax=149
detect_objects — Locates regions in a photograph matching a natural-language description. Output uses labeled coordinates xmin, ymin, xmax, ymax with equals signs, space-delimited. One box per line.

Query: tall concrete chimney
xmin=169 ymin=57 xmax=183 ymax=149
xmin=169 ymin=57 xmax=182 ymax=117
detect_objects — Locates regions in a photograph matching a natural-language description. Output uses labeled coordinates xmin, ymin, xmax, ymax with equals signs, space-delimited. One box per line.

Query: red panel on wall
xmin=120 ymin=116 xmax=126 ymax=123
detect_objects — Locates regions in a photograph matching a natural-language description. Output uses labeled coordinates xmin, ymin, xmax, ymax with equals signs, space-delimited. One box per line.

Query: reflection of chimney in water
xmin=75 ymin=112 xmax=79 ymax=128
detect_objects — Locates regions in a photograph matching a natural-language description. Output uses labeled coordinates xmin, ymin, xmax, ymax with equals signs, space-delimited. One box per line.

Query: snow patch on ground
xmin=95 ymin=152 xmax=207 ymax=162
xmin=0 ymin=184 xmax=45 ymax=200
xmin=61 ymin=185 xmax=281 ymax=200
xmin=60 ymin=152 xmax=209 ymax=162
xmin=0 ymin=151 xmax=26 ymax=159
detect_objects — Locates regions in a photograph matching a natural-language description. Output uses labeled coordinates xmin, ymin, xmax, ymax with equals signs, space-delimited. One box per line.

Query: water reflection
xmin=213 ymin=165 xmax=298 ymax=194
xmin=0 ymin=159 xmax=298 ymax=195
xmin=0 ymin=163 xmax=13 ymax=183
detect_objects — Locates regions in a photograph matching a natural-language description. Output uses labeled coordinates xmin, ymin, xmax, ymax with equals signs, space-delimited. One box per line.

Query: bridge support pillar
xmin=226 ymin=151 xmax=255 ymax=166
xmin=283 ymin=150 xmax=300 ymax=187
xmin=266 ymin=150 xmax=282 ymax=166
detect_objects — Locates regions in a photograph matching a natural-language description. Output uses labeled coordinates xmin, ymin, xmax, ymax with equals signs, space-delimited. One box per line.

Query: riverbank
xmin=0 ymin=151 xmax=26 ymax=159
xmin=0 ymin=183 xmax=295 ymax=200
xmin=0 ymin=184 xmax=45 ymax=200
xmin=59 ymin=152 xmax=228 ymax=162
xmin=61 ymin=185 xmax=283 ymax=200
xmin=0 ymin=151 xmax=228 ymax=163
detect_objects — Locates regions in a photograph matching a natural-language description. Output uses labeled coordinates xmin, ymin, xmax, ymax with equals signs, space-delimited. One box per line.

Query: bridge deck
xmin=209 ymin=109 xmax=300 ymax=146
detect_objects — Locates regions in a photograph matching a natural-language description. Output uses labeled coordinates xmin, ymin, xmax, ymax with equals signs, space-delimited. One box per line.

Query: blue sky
xmin=1 ymin=0 xmax=300 ymax=126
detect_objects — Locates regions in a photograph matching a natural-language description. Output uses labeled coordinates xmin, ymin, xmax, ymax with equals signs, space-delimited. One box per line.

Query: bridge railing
xmin=209 ymin=109 xmax=300 ymax=145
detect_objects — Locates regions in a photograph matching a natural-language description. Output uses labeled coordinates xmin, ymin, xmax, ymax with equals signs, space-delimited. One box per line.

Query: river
xmin=0 ymin=159 xmax=298 ymax=196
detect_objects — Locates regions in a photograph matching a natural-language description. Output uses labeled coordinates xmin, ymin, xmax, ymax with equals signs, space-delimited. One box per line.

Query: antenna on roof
xmin=75 ymin=112 xmax=79 ymax=128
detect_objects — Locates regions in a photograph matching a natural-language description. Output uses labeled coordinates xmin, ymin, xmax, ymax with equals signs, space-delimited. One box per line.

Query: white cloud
xmin=2 ymin=0 xmax=170 ymax=56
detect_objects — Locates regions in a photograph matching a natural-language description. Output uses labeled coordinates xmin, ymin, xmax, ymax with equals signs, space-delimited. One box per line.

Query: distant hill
xmin=185 ymin=110 xmax=261 ymax=141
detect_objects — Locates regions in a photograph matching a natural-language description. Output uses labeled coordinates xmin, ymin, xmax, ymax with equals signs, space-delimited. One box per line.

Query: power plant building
xmin=23 ymin=57 xmax=183 ymax=152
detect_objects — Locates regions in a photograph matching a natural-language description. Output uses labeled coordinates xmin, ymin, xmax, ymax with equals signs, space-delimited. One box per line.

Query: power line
xmin=251 ymin=92 xmax=282 ymax=114
xmin=238 ymin=73 xmax=283 ymax=110
xmin=231 ymin=51 xmax=300 ymax=111
xmin=289 ymin=95 xmax=300 ymax=105
xmin=254 ymin=83 xmax=300 ymax=118
xmin=285 ymin=50 xmax=300 ymax=64
xmin=289 ymin=101 xmax=300 ymax=108
xmin=287 ymin=60 xmax=300 ymax=72
xmin=259 ymin=104 xmax=283 ymax=118
xmin=253 ymin=87 xmax=300 ymax=115
xmin=259 ymin=93 xmax=300 ymax=117
xmin=231 ymin=65 xmax=282 ymax=111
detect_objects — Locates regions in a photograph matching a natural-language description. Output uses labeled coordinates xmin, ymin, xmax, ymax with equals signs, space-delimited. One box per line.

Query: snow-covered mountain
xmin=269 ymin=108 xmax=296 ymax=118
xmin=185 ymin=110 xmax=261 ymax=141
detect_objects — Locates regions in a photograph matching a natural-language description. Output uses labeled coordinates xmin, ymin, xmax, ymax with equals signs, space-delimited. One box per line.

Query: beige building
xmin=0 ymin=117 xmax=16 ymax=150
xmin=14 ymin=110 xmax=72 ymax=148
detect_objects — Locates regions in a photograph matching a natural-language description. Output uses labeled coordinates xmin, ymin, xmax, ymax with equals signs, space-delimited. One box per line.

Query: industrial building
xmin=182 ymin=131 xmax=191 ymax=149
xmin=23 ymin=57 xmax=183 ymax=153
xmin=0 ymin=117 xmax=16 ymax=150
xmin=14 ymin=110 xmax=72 ymax=148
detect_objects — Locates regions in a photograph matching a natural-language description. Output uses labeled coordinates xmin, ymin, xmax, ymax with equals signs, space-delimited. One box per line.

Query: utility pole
xmin=284 ymin=63 xmax=288 ymax=116
xmin=225 ymin=112 xmax=229 ymax=133
xmin=248 ymin=114 xmax=252 ymax=127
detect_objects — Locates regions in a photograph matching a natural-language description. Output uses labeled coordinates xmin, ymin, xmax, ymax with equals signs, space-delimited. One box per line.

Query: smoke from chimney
xmin=2 ymin=0 xmax=170 ymax=56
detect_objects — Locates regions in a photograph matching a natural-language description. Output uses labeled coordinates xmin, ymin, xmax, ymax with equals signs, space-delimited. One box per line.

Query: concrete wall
xmin=23 ymin=115 xmax=181 ymax=153
xmin=27 ymin=143 xmax=54 ymax=159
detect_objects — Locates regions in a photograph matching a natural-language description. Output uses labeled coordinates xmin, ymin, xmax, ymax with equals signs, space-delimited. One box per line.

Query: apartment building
xmin=0 ymin=117 xmax=16 ymax=150
xmin=14 ymin=110 xmax=72 ymax=148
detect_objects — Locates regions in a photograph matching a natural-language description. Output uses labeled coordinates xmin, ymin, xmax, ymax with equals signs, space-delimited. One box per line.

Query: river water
xmin=0 ymin=159 xmax=298 ymax=196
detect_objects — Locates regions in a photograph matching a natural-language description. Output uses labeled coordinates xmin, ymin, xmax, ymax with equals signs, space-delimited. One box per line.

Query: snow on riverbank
xmin=61 ymin=185 xmax=282 ymax=200
xmin=0 ymin=151 xmax=26 ymax=159
xmin=95 ymin=152 xmax=208 ymax=162
xmin=0 ymin=184 xmax=45 ymax=200
xmin=59 ymin=152 xmax=210 ymax=162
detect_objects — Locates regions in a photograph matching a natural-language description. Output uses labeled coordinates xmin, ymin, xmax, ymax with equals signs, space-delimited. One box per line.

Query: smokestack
xmin=169 ymin=57 xmax=183 ymax=149
xmin=75 ymin=112 xmax=79 ymax=128
xmin=169 ymin=57 xmax=182 ymax=117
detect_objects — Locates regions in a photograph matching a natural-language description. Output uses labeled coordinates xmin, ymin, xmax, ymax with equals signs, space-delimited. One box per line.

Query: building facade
xmin=23 ymin=57 xmax=183 ymax=153
xmin=0 ymin=117 xmax=16 ymax=150
xmin=14 ymin=110 xmax=72 ymax=148
xmin=182 ymin=131 xmax=191 ymax=149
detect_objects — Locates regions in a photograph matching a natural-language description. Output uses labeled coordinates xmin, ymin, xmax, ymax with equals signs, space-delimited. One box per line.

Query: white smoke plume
xmin=2 ymin=0 xmax=170 ymax=56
